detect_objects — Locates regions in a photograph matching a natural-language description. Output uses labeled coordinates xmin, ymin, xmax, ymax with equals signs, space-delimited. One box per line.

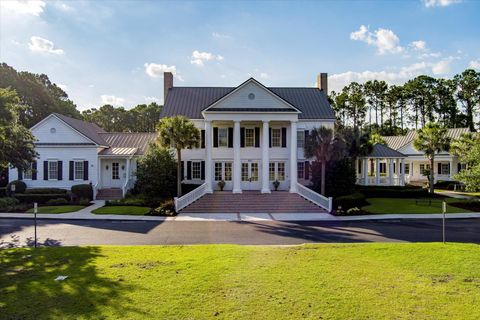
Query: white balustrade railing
xmin=296 ymin=182 xmax=333 ymax=212
xmin=174 ymin=183 xmax=208 ymax=212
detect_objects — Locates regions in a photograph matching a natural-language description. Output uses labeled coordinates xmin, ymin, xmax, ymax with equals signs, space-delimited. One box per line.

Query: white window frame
xmin=405 ymin=163 xmax=410 ymax=175
xmin=218 ymin=128 xmax=228 ymax=148
xmin=420 ymin=164 xmax=431 ymax=175
xmin=297 ymin=131 xmax=305 ymax=149
xmin=441 ymin=163 xmax=450 ymax=175
xmin=112 ymin=162 xmax=120 ymax=180
xmin=74 ymin=161 xmax=84 ymax=180
xmin=269 ymin=162 xmax=275 ymax=181
xmin=271 ymin=128 xmax=281 ymax=147
xmin=297 ymin=161 xmax=305 ymax=179
xmin=48 ymin=161 xmax=58 ymax=180
xmin=24 ymin=163 xmax=33 ymax=180
xmin=224 ymin=162 xmax=232 ymax=181
xmin=269 ymin=161 xmax=286 ymax=181
xmin=245 ymin=127 xmax=255 ymax=147
xmin=214 ymin=162 xmax=222 ymax=181
xmin=242 ymin=163 xmax=249 ymax=181
xmin=192 ymin=161 xmax=201 ymax=180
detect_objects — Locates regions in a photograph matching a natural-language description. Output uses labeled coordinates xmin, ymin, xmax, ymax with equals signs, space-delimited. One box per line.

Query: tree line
xmin=330 ymin=68 xmax=480 ymax=134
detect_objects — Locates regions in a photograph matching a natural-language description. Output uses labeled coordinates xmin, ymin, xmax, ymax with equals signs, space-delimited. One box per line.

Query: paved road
xmin=1 ymin=218 xmax=480 ymax=247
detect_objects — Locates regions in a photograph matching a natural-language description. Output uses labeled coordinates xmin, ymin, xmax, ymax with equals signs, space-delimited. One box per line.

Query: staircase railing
xmin=296 ymin=182 xmax=333 ymax=212
xmin=174 ymin=183 xmax=208 ymax=212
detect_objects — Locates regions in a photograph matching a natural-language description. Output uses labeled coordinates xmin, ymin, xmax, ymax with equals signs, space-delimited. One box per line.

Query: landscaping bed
xmin=2 ymin=243 xmax=480 ymax=319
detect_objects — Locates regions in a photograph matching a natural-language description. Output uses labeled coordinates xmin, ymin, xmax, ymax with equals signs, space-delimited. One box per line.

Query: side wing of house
xmin=9 ymin=115 xmax=101 ymax=189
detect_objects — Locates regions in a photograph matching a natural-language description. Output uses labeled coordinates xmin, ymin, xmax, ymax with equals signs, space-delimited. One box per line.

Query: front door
xmin=241 ymin=161 xmax=261 ymax=191
xmin=102 ymin=160 xmax=125 ymax=188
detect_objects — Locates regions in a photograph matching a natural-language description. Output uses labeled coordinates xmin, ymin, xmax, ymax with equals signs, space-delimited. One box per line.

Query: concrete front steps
xmin=96 ymin=188 xmax=123 ymax=200
xmin=180 ymin=191 xmax=328 ymax=213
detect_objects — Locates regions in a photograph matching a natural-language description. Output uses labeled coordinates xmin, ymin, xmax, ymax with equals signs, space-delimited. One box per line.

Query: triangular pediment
xmin=203 ymin=78 xmax=300 ymax=113
xmin=31 ymin=114 xmax=96 ymax=144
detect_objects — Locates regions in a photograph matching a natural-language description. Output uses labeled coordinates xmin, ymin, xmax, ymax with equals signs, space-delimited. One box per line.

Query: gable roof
xmin=367 ymin=143 xmax=405 ymax=158
xmin=383 ymin=127 xmax=470 ymax=151
xmin=53 ymin=113 xmax=109 ymax=146
xmin=161 ymin=85 xmax=335 ymax=120
xmin=99 ymin=132 xmax=157 ymax=155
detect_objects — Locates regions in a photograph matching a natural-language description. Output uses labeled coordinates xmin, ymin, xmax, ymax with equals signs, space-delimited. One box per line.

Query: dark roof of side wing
xmin=53 ymin=113 xmax=108 ymax=146
xmin=160 ymin=87 xmax=336 ymax=119
xmin=367 ymin=143 xmax=406 ymax=158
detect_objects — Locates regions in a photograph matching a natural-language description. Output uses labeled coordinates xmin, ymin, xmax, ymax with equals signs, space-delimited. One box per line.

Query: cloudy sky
xmin=1 ymin=0 xmax=479 ymax=110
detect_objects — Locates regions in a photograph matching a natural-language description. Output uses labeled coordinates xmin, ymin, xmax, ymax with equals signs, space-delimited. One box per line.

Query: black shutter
xmin=457 ymin=163 xmax=461 ymax=173
xmin=228 ymin=127 xmax=233 ymax=148
xmin=43 ymin=161 xmax=48 ymax=180
xmin=18 ymin=168 xmax=23 ymax=180
xmin=201 ymin=161 xmax=205 ymax=180
xmin=269 ymin=128 xmax=272 ymax=148
xmin=187 ymin=161 xmax=192 ymax=180
xmin=254 ymin=127 xmax=260 ymax=148
xmin=304 ymin=130 xmax=309 ymax=141
xmin=181 ymin=161 xmax=185 ymax=180
xmin=213 ymin=127 xmax=218 ymax=147
xmin=57 ymin=161 xmax=63 ymax=180
xmin=69 ymin=161 xmax=74 ymax=180
xmin=32 ymin=161 xmax=37 ymax=180
xmin=437 ymin=163 xmax=441 ymax=175
xmin=305 ymin=161 xmax=310 ymax=180
xmin=83 ymin=161 xmax=89 ymax=180
xmin=201 ymin=130 xmax=205 ymax=149
xmin=281 ymin=127 xmax=287 ymax=148
xmin=240 ymin=127 xmax=245 ymax=147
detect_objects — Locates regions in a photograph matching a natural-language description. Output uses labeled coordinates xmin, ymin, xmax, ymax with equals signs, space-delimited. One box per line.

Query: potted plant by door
xmin=217 ymin=180 xmax=226 ymax=191
xmin=272 ymin=180 xmax=280 ymax=191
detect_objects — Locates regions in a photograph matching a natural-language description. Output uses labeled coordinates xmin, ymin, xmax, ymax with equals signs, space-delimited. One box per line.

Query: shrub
xmin=311 ymin=159 xmax=356 ymax=197
xmin=79 ymin=198 xmax=91 ymax=206
xmin=25 ymin=188 xmax=67 ymax=195
xmin=0 ymin=187 xmax=5 ymax=197
xmin=0 ymin=197 xmax=20 ymax=211
xmin=6 ymin=180 xmax=26 ymax=194
xmin=71 ymin=184 xmax=93 ymax=201
xmin=334 ymin=192 xmax=367 ymax=210
xmin=14 ymin=193 xmax=69 ymax=204
xmin=45 ymin=198 xmax=70 ymax=206
xmin=356 ymin=185 xmax=428 ymax=198
xmin=106 ymin=196 xmax=148 ymax=207
xmin=152 ymin=199 xmax=176 ymax=216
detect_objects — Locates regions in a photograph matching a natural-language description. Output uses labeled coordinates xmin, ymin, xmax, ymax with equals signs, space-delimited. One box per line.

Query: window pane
xmin=405 ymin=164 xmax=410 ymax=174
xmin=74 ymin=161 xmax=84 ymax=180
xmin=24 ymin=163 xmax=33 ymax=180
xmin=49 ymin=161 xmax=58 ymax=180
xmin=297 ymin=162 xmax=304 ymax=179
xmin=277 ymin=162 xmax=285 ymax=181
xmin=269 ymin=162 xmax=275 ymax=181
xmin=192 ymin=162 xmax=201 ymax=180
xmin=245 ymin=128 xmax=254 ymax=147
xmin=441 ymin=163 xmax=450 ymax=175
xmin=251 ymin=163 xmax=258 ymax=181
xmin=242 ymin=163 xmax=249 ymax=181
xmin=297 ymin=131 xmax=305 ymax=148
xmin=218 ymin=128 xmax=228 ymax=147
xmin=224 ymin=163 xmax=232 ymax=181
xmin=112 ymin=162 xmax=120 ymax=180
xmin=214 ymin=162 xmax=222 ymax=181
xmin=272 ymin=128 xmax=281 ymax=147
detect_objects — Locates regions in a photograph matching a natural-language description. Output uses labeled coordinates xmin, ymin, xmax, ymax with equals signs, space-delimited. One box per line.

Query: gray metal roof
xmin=99 ymin=132 xmax=157 ymax=155
xmin=160 ymin=87 xmax=335 ymax=119
xmin=383 ymin=128 xmax=470 ymax=151
xmin=54 ymin=113 xmax=108 ymax=146
xmin=366 ymin=143 xmax=406 ymax=158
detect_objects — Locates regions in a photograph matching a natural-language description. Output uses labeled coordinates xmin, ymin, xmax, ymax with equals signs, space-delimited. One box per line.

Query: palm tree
xmin=413 ymin=122 xmax=450 ymax=194
xmin=156 ymin=116 xmax=200 ymax=197
xmin=304 ymin=127 xmax=344 ymax=195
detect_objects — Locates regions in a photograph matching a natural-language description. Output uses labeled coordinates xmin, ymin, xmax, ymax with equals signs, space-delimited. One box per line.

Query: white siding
xmin=32 ymin=116 xmax=93 ymax=144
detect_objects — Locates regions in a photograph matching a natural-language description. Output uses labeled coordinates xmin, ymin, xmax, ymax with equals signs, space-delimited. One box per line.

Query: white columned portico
xmin=289 ymin=121 xmax=297 ymax=193
xmin=388 ymin=159 xmax=394 ymax=185
xmin=233 ymin=120 xmax=242 ymax=193
xmin=261 ymin=120 xmax=270 ymax=193
xmin=204 ymin=120 xmax=213 ymax=193
xmin=375 ymin=159 xmax=380 ymax=185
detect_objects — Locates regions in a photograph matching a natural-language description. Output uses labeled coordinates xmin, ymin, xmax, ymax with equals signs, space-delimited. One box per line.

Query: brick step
xmin=96 ymin=188 xmax=123 ymax=200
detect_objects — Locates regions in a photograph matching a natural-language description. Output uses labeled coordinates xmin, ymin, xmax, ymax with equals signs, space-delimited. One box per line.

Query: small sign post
xmin=442 ymin=201 xmax=446 ymax=244
xmin=34 ymin=202 xmax=38 ymax=248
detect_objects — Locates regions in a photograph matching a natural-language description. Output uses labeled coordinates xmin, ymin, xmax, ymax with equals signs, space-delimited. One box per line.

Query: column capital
xmin=290 ymin=120 xmax=298 ymax=123
xmin=262 ymin=120 xmax=269 ymax=124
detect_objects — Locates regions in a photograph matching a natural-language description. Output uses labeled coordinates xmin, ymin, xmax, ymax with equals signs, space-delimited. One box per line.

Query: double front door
xmin=241 ymin=161 xmax=261 ymax=191
xmin=102 ymin=159 xmax=125 ymax=188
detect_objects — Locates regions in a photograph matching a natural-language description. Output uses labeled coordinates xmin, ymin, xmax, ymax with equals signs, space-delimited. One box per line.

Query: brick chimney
xmin=316 ymin=73 xmax=328 ymax=93
xmin=164 ymin=72 xmax=173 ymax=103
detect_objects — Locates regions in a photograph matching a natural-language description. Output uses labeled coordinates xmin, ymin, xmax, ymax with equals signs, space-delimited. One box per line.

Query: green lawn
xmin=436 ymin=189 xmax=480 ymax=198
xmin=26 ymin=205 xmax=86 ymax=214
xmin=92 ymin=205 xmax=151 ymax=215
xmin=2 ymin=244 xmax=480 ymax=319
xmin=362 ymin=197 xmax=472 ymax=214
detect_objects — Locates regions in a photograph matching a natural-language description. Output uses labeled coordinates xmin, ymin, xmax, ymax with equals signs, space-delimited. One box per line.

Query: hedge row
xmin=24 ymin=188 xmax=68 ymax=195
xmin=334 ymin=192 xmax=368 ymax=210
xmin=14 ymin=194 xmax=70 ymax=205
xmin=356 ymin=186 xmax=428 ymax=198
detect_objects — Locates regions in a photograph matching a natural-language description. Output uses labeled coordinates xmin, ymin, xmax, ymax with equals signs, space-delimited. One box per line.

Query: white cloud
xmin=423 ymin=0 xmax=461 ymax=8
xmin=431 ymin=59 xmax=451 ymax=74
xmin=144 ymin=96 xmax=160 ymax=103
xmin=190 ymin=50 xmax=224 ymax=67
xmin=350 ymin=25 xmax=403 ymax=55
xmin=28 ymin=36 xmax=64 ymax=54
xmin=101 ymin=95 xmax=125 ymax=107
xmin=419 ymin=52 xmax=442 ymax=59
xmin=0 ymin=0 xmax=45 ymax=16
xmin=260 ymin=73 xmax=270 ymax=79
xmin=410 ymin=40 xmax=427 ymax=51
xmin=52 ymin=1 xmax=73 ymax=12
xmin=144 ymin=63 xmax=176 ymax=78
xmin=469 ymin=60 xmax=480 ymax=70
xmin=212 ymin=32 xmax=231 ymax=39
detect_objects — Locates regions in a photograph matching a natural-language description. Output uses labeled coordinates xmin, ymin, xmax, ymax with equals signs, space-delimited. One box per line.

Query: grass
xmin=2 ymin=244 xmax=480 ymax=319
xmin=25 ymin=205 xmax=86 ymax=214
xmin=92 ymin=205 xmax=151 ymax=215
xmin=362 ymin=197 xmax=473 ymax=214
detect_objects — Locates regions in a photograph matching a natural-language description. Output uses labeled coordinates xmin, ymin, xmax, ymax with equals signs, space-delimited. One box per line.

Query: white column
xmin=400 ymin=158 xmax=405 ymax=186
xmin=449 ymin=158 xmax=453 ymax=178
xmin=289 ymin=121 xmax=298 ymax=193
xmin=233 ymin=120 xmax=242 ymax=193
xmin=389 ymin=159 xmax=394 ymax=185
xmin=363 ymin=158 xmax=369 ymax=186
xmin=410 ymin=161 xmax=413 ymax=177
xmin=261 ymin=120 xmax=270 ymax=193
xmin=204 ymin=120 xmax=213 ymax=193
xmin=375 ymin=159 xmax=380 ymax=185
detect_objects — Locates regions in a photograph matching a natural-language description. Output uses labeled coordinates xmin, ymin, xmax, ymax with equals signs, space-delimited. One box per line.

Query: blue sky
xmin=1 ymin=0 xmax=479 ymax=110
